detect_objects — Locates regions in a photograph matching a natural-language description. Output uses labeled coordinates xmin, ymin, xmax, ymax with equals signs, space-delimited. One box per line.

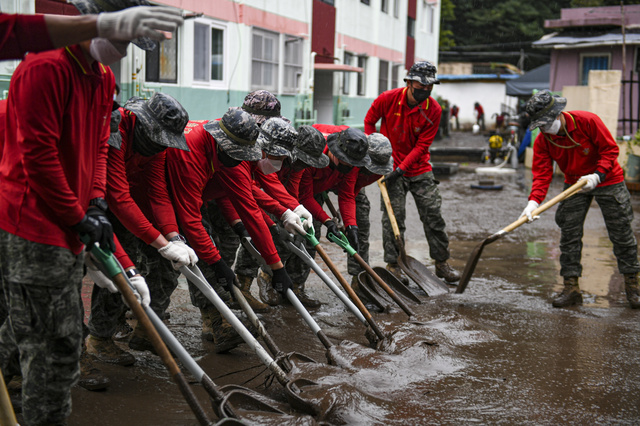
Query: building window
xmin=407 ymin=17 xmax=415 ymax=38
xmin=194 ymin=22 xmax=224 ymax=82
xmin=357 ymin=56 xmax=367 ymax=96
xmin=378 ymin=60 xmax=389 ymax=94
xmin=343 ymin=51 xmax=353 ymax=95
xmin=252 ymin=28 xmax=279 ymax=91
xmin=392 ymin=63 xmax=401 ymax=88
xmin=580 ymin=54 xmax=609 ymax=86
xmin=283 ymin=36 xmax=303 ymax=94
xmin=393 ymin=0 xmax=399 ymax=18
xmin=381 ymin=0 xmax=388 ymax=13
xmin=319 ymin=0 xmax=334 ymax=4
xmin=145 ymin=33 xmax=178 ymax=84
xmin=361 ymin=0 xmax=370 ymax=5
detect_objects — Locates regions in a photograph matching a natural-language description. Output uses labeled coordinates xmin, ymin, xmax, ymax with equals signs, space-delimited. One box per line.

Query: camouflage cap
xmin=241 ymin=90 xmax=282 ymax=126
xmin=68 ymin=0 xmax=157 ymax=50
xmin=293 ymin=125 xmax=330 ymax=169
xmin=107 ymin=109 xmax=122 ymax=149
xmin=257 ymin=117 xmax=297 ymax=158
xmin=365 ymin=133 xmax=393 ymax=175
xmin=203 ymin=108 xmax=262 ymax=161
xmin=404 ymin=61 xmax=440 ymax=85
xmin=327 ymin=127 xmax=371 ymax=168
xmin=524 ymin=90 xmax=567 ymax=131
xmin=124 ymin=93 xmax=189 ymax=151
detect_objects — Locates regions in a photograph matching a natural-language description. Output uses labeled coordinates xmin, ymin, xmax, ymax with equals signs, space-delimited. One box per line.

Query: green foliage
xmin=439 ymin=0 xmax=456 ymax=49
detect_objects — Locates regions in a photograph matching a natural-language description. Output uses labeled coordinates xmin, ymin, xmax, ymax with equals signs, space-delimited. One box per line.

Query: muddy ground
xmin=52 ymin=131 xmax=640 ymax=425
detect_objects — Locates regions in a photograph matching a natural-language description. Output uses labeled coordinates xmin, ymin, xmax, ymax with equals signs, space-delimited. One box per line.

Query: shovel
xmin=456 ymin=179 xmax=588 ymax=294
xmin=86 ymin=242 xmax=214 ymax=426
xmin=378 ymin=179 xmax=450 ymax=296
xmin=362 ymin=267 xmax=422 ymax=306
xmin=0 ymin=367 xmax=17 ymax=426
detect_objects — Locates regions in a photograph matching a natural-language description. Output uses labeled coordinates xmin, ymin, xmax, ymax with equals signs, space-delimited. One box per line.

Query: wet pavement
xmin=56 ymin=131 xmax=640 ymax=425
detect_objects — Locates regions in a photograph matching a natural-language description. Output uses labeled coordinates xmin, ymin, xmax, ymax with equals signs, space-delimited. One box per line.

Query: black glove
xmin=232 ymin=222 xmax=250 ymax=239
xmin=345 ymin=225 xmax=359 ymax=253
xmin=73 ymin=207 xmax=115 ymax=252
xmin=212 ymin=258 xmax=236 ymax=293
xmin=324 ymin=219 xmax=340 ymax=240
xmin=271 ymin=267 xmax=293 ymax=296
xmin=381 ymin=167 xmax=405 ymax=185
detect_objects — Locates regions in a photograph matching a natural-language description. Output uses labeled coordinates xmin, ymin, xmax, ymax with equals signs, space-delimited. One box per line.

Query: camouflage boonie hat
xmin=257 ymin=117 xmax=297 ymax=158
xmin=404 ymin=61 xmax=440 ymax=85
xmin=124 ymin=93 xmax=189 ymax=151
xmin=293 ymin=125 xmax=329 ymax=169
xmin=524 ymin=90 xmax=567 ymax=131
xmin=365 ymin=133 xmax=393 ymax=175
xmin=241 ymin=90 xmax=282 ymax=126
xmin=68 ymin=0 xmax=157 ymax=50
xmin=327 ymin=127 xmax=371 ymax=168
xmin=108 ymin=109 xmax=122 ymax=149
xmin=203 ymin=108 xmax=261 ymax=161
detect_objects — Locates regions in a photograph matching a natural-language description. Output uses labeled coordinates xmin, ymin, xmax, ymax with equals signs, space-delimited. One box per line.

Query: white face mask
xmin=89 ymin=38 xmax=128 ymax=65
xmin=257 ymin=157 xmax=283 ymax=174
xmin=542 ymin=119 xmax=561 ymax=135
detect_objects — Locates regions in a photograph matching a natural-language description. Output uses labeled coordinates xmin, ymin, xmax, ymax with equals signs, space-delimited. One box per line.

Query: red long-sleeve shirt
xmin=0 ymin=14 xmax=54 ymax=60
xmin=0 ymin=45 xmax=114 ymax=254
xmin=106 ymin=110 xmax=179 ymax=245
xmin=278 ymin=166 xmax=305 ymax=198
xmin=297 ymin=147 xmax=358 ymax=226
xmin=530 ymin=110 xmax=624 ymax=203
xmin=354 ymin=171 xmax=381 ymax=194
xmin=364 ymin=87 xmax=441 ymax=177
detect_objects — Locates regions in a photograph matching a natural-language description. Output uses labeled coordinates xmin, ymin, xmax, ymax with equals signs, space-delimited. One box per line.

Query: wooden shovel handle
xmin=503 ymin=179 xmax=587 ymax=234
xmin=377 ymin=178 xmax=401 ymax=239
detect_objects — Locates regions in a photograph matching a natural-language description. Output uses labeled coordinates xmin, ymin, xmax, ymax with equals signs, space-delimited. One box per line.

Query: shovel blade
xmin=371 ymin=267 xmax=422 ymax=304
xmin=356 ymin=271 xmax=389 ymax=311
xmin=397 ymin=255 xmax=449 ymax=296
xmin=285 ymin=378 xmax=323 ymax=416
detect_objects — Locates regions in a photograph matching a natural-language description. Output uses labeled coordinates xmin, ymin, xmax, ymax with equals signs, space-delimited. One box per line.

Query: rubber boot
xmin=257 ymin=269 xmax=281 ymax=306
xmin=624 ymin=273 xmax=640 ymax=309
xmin=386 ymin=263 xmax=409 ymax=285
xmin=293 ymin=282 xmax=320 ymax=308
xmin=86 ymin=335 xmax=136 ymax=366
xmin=128 ymin=323 xmax=156 ymax=355
xmin=236 ymin=274 xmax=270 ymax=313
xmin=435 ymin=260 xmax=461 ymax=283
xmin=77 ymin=351 xmax=110 ymax=391
xmin=202 ymin=308 xmax=245 ymax=353
xmin=552 ymin=277 xmax=583 ymax=308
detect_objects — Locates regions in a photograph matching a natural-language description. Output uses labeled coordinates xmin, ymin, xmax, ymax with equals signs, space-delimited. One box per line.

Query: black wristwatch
xmin=89 ymin=197 xmax=109 ymax=212
xmin=125 ymin=268 xmax=140 ymax=279
xmin=169 ymin=234 xmax=187 ymax=244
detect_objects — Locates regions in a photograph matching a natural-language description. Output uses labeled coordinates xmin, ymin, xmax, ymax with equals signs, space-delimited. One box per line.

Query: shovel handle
xmin=0 ymin=367 xmax=17 ymax=426
xmin=378 ymin=179 xmax=402 ymax=240
xmin=502 ymin=180 xmax=587 ymax=234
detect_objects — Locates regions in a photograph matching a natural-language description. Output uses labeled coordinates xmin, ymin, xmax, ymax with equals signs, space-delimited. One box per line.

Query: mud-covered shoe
xmin=552 ymin=277 xmax=582 ymax=308
xmin=128 ymin=324 xmax=157 ymax=354
xmin=200 ymin=308 xmax=215 ymax=342
xmin=386 ymin=263 xmax=409 ymax=285
xmin=237 ymin=274 xmax=270 ymax=313
xmin=86 ymin=335 xmax=136 ymax=366
xmin=257 ymin=269 xmax=281 ymax=306
xmin=624 ymin=273 xmax=640 ymax=309
xmin=113 ymin=320 xmax=133 ymax=341
xmin=204 ymin=308 xmax=244 ymax=353
xmin=435 ymin=261 xmax=461 ymax=283
xmin=293 ymin=283 xmax=321 ymax=308
xmin=77 ymin=352 xmax=110 ymax=391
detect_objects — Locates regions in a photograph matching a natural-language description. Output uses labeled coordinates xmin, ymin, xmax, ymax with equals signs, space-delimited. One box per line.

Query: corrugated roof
xmin=438 ymin=74 xmax=521 ymax=81
xmin=533 ymin=32 xmax=640 ymax=48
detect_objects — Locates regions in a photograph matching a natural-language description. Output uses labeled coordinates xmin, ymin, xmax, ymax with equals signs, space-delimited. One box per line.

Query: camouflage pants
xmin=381 ymin=171 xmax=450 ymax=264
xmin=555 ymin=182 xmax=640 ymax=278
xmin=0 ymin=229 xmax=84 ymax=426
xmin=347 ymin=188 xmax=371 ymax=276
xmin=203 ymin=201 xmax=241 ymax=267
xmin=285 ymin=194 xmax=325 ymax=286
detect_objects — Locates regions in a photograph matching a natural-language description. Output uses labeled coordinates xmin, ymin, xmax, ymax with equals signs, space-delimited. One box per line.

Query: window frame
xmin=192 ymin=19 xmax=228 ymax=89
xmin=283 ymin=35 xmax=304 ymax=95
xmin=378 ymin=59 xmax=389 ymax=94
xmin=381 ymin=0 xmax=388 ymax=13
xmin=357 ymin=55 xmax=367 ymax=96
xmin=407 ymin=16 xmax=415 ymax=38
xmin=251 ymin=27 xmax=280 ymax=92
xmin=343 ymin=51 xmax=354 ymax=95
xmin=579 ymin=53 xmax=610 ymax=86
xmin=145 ymin=30 xmax=179 ymax=85
xmin=393 ymin=0 xmax=400 ymax=18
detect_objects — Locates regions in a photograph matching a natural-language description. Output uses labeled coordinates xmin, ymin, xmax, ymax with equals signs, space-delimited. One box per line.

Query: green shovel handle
xmin=80 ymin=235 xmax=121 ymax=278
xmin=327 ymin=231 xmax=357 ymax=256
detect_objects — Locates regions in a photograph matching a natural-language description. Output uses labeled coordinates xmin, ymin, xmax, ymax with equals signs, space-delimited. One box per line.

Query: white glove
xmin=281 ymin=209 xmax=305 ymax=235
xmin=519 ymin=200 xmax=540 ymax=223
xmin=293 ymin=204 xmax=314 ymax=232
xmin=158 ymin=241 xmax=198 ymax=270
xmin=85 ymin=253 xmax=118 ymax=293
xmin=578 ymin=173 xmax=600 ymax=191
xmin=127 ymin=275 xmax=150 ymax=309
xmin=97 ymin=6 xmax=184 ymax=42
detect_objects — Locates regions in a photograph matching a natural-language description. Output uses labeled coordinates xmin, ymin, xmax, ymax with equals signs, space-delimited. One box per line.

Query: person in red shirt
xmin=85 ymin=93 xmax=197 ymax=360
xmin=474 ymin=101 xmax=485 ymax=131
xmin=519 ymin=90 xmax=640 ymax=308
xmin=364 ymin=61 xmax=460 ymax=285
xmin=0 ymin=3 xmax=183 ymax=60
xmin=451 ymin=104 xmax=460 ymax=130
xmin=0 ymin=40 xmax=121 ymax=425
